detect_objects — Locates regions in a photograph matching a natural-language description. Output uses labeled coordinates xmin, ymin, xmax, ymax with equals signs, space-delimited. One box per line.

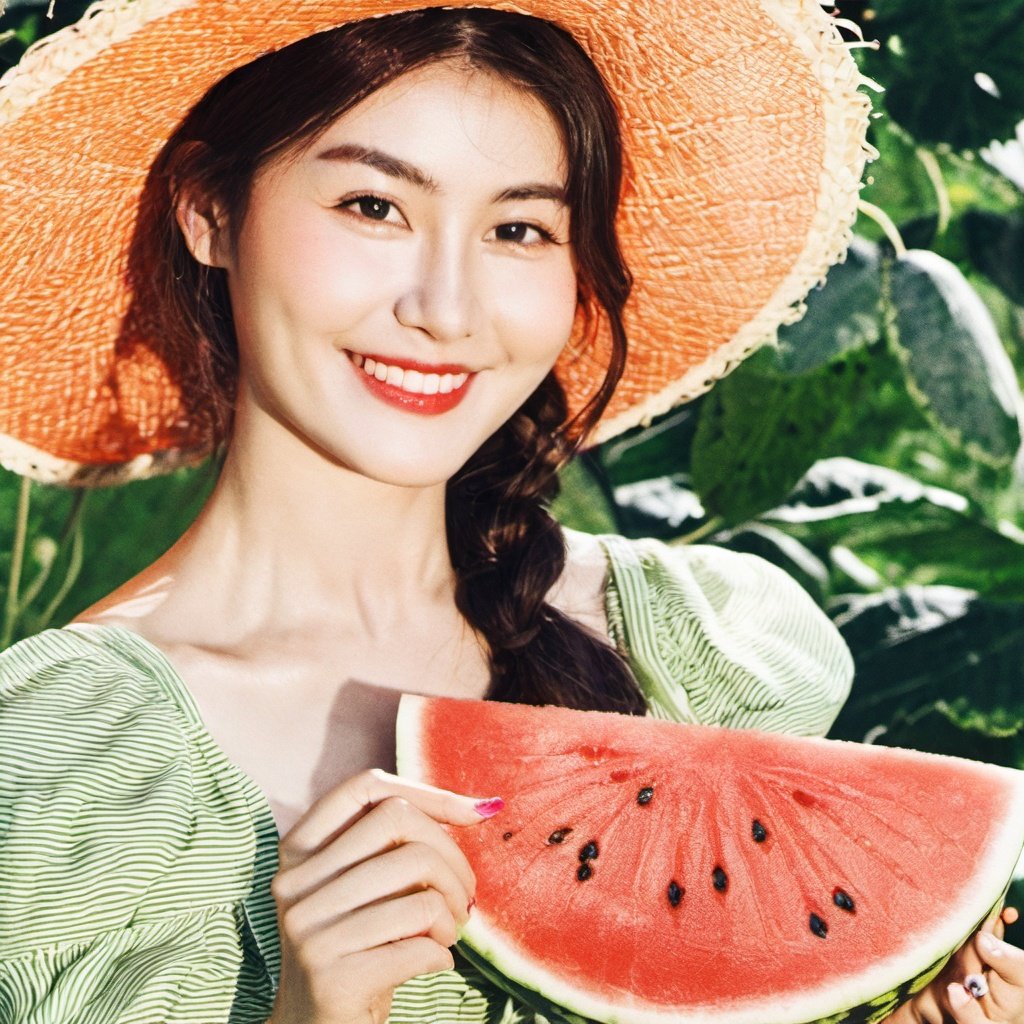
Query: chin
xmin=325 ymin=436 xmax=480 ymax=490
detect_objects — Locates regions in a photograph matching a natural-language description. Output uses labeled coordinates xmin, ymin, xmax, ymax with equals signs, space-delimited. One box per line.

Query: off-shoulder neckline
xmin=57 ymin=533 xmax=628 ymax=845
xmin=63 ymin=620 xmax=284 ymax=843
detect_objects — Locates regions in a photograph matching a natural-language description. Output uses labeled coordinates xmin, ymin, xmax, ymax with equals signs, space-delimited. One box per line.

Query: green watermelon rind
xmin=455 ymin=889 xmax=1009 ymax=1024
xmin=395 ymin=694 xmax=1024 ymax=1024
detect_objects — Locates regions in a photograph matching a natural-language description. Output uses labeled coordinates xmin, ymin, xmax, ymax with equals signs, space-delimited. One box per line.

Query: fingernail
xmin=947 ymin=983 xmax=971 ymax=1010
xmin=474 ymin=797 xmax=504 ymax=817
xmin=964 ymin=974 xmax=988 ymax=998
xmin=980 ymin=932 xmax=1004 ymax=955
xmin=1004 ymin=905 xmax=1020 ymax=925
xmin=467 ymin=897 xmax=476 ymax=914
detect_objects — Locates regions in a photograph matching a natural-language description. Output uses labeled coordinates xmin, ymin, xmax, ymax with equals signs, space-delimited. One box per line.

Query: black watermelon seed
xmin=833 ymin=888 xmax=855 ymax=912
xmin=547 ymin=828 xmax=573 ymax=845
xmin=502 ymin=832 xmax=513 ymax=841
xmin=637 ymin=787 xmax=654 ymax=805
xmin=579 ymin=840 xmax=599 ymax=862
xmin=712 ymin=867 xmax=728 ymax=892
xmin=810 ymin=913 xmax=828 ymax=938
xmin=752 ymin=820 xmax=767 ymax=843
xmin=577 ymin=863 xmax=593 ymax=882
xmin=667 ymin=880 xmax=683 ymax=907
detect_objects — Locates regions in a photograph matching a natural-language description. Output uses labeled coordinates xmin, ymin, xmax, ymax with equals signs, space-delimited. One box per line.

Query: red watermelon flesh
xmin=395 ymin=695 xmax=1024 ymax=1024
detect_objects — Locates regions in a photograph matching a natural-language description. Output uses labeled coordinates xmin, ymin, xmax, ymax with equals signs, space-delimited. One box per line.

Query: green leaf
xmin=769 ymin=457 xmax=971 ymax=519
xmin=827 ymin=585 xmax=1024 ymax=767
xmin=610 ymin=474 xmax=705 ymax=540
xmin=712 ymin=523 xmax=829 ymax=606
xmin=879 ymin=699 xmax=1024 ymax=766
xmin=0 ymin=1 xmax=94 ymax=72
xmin=597 ymin=405 xmax=700 ymax=488
xmin=690 ymin=343 xmax=886 ymax=527
xmin=889 ymin=249 xmax=1024 ymax=465
xmin=775 ymin=237 xmax=882 ymax=374
xmin=767 ymin=458 xmax=1024 ymax=599
xmin=550 ymin=458 xmax=618 ymax=536
xmin=983 ymin=127 xmax=1024 ymax=193
xmin=860 ymin=0 xmax=1024 ymax=149
xmin=857 ymin=120 xmax=1021 ymax=259
xmin=0 ymin=461 xmax=218 ymax=642
xmin=963 ymin=209 xmax=1024 ymax=307
xmin=1008 ymin=877 xmax=1024 ymax=947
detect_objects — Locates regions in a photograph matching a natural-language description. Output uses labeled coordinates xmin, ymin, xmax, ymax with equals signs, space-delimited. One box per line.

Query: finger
xmin=970 ymin=933 xmax=1024 ymax=987
xmin=894 ymin=987 xmax=943 ymax=1024
xmin=282 ymin=768 xmax=502 ymax=858
xmin=308 ymin=888 xmax=460 ymax=961
xmin=279 ymin=796 xmax=476 ymax=906
xmin=1002 ymin=905 xmax=1019 ymax=926
xmin=282 ymin=841 xmax=472 ymax=942
xmin=344 ymin=936 xmax=455 ymax=992
xmin=945 ymin=982 xmax=987 ymax=1023
xmin=944 ymin=938 xmax=986 ymax=991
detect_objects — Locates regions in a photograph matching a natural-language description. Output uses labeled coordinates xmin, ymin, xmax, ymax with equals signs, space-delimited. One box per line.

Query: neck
xmin=152 ymin=405 xmax=457 ymax=643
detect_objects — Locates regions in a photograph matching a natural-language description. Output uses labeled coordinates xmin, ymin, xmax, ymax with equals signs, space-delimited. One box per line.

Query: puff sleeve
xmin=599 ymin=534 xmax=854 ymax=736
xmin=0 ymin=628 xmax=274 ymax=1024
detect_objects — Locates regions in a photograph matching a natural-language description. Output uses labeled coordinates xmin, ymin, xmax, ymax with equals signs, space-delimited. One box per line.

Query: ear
xmin=173 ymin=182 xmax=231 ymax=270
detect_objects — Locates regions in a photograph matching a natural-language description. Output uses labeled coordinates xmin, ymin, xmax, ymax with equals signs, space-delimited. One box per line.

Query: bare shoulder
xmin=67 ymin=553 xmax=178 ymax=637
xmin=547 ymin=528 xmax=611 ymax=641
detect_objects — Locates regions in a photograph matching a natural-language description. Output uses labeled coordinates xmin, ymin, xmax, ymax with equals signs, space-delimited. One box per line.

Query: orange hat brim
xmin=0 ymin=0 xmax=873 ymax=484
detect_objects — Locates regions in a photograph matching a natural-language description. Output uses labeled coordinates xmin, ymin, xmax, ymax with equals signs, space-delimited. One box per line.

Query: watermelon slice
xmin=395 ymin=695 xmax=1024 ymax=1024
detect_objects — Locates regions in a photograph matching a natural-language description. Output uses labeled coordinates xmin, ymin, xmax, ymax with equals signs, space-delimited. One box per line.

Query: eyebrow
xmin=317 ymin=143 xmax=439 ymax=192
xmin=315 ymin=143 xmax=567 ymax=206
xmin=493 ymin=183 xmax=568 ymax=206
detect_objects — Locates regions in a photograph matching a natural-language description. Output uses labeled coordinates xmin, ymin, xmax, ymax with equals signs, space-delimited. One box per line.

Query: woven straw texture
xmin=0 ymin=0 xmax=873 ymax=484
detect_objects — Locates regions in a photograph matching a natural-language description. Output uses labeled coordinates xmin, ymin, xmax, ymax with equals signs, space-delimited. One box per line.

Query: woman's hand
xmin=882 ymin=907 xmax=1024 ymax=1024
xmin=266 ymin=768 xmax=502 ymax=1024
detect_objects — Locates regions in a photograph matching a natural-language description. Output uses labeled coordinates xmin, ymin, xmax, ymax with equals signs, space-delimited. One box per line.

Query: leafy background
xmin=2 ymin=0 xmax=1024 ymax=943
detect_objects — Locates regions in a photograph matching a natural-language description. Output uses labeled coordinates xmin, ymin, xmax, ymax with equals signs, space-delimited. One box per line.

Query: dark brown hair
xmin=152 ymin=7 xmax=645 ymax=714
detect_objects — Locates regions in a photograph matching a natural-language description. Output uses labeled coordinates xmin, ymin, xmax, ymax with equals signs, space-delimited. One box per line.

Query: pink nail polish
xmin=474 ymin=797 xmax=504 ymax=817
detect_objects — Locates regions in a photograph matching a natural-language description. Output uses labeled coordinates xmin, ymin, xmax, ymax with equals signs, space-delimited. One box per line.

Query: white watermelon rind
xmin=395 ymin=694 xmax=1024 ymax=1024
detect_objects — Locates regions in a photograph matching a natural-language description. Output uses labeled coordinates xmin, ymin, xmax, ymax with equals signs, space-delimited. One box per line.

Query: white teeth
xmin=351 ymin=352 xmax=470 ymax=396
xmin=403 ymin=369 xmax=424 ymax=394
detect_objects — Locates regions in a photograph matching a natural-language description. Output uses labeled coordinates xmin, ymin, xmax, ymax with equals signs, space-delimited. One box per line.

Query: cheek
xmin=493 ymin=257 xmax=578 ymax=365
xmin=232 ymin=207 xmax=391 ymax=337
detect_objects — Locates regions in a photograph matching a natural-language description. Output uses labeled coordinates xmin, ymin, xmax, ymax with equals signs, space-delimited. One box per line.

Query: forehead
xmin=305 ymin=60 xmax=568 ymax=186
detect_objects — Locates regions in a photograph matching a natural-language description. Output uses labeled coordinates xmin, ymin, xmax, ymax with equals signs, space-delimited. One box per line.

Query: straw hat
xmin=0 ymin=0 xmax=873 ymax=485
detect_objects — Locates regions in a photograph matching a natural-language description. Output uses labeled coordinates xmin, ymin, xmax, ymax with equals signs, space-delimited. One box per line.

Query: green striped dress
xmin=0 ymin=535 xmax=854 ymax=1023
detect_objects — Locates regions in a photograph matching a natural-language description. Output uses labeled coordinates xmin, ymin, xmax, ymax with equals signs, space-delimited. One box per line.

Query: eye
xmin=494 ymin=222 xmax=553 ymax=246
xmin=339 ymin=194 xmax=403 ymax=224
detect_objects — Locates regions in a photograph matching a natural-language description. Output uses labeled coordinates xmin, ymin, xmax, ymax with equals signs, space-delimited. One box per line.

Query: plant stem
xmin=858 ymin=199 xmax=908 ymax=257
xmin=36 ymin=507 xmax=85 ymax=632
xmin=914 ymin=147 xmax=951 ymax=236
xmin=18 ymin=490 xmax=86 ymax=615
xmin=675 ymin=516 xmax=725 ymax=545
xmin=1 ymin=476 xmax=31 ymax=649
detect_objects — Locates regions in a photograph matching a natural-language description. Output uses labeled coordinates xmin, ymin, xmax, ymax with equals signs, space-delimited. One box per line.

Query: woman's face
xmin=201 ymin=60 xmax=576 ymax=486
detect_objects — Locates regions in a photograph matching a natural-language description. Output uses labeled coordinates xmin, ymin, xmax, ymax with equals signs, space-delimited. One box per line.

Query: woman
xmin=0 ymin=3 xmax=1020 ymax=1023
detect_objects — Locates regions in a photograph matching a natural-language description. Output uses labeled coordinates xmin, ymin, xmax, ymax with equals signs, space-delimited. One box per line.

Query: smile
xmin=347 ymin=351 xmax=475 ymax=415
xmin=350 ymin=352 xmax=470 ymax=395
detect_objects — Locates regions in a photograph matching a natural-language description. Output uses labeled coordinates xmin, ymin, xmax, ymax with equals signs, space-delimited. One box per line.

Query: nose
xmin=393 ymin=232 xmax=479 ymax=343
